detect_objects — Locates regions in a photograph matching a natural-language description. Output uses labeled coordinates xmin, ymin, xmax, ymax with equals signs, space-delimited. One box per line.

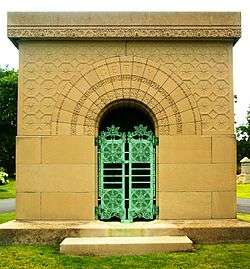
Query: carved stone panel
xmin=19 ymin=41 xmax=233 ymax=136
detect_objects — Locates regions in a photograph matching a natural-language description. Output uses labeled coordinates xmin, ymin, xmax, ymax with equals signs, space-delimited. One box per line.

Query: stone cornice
xmin=7 ymin=12 xmax=241 ymax=44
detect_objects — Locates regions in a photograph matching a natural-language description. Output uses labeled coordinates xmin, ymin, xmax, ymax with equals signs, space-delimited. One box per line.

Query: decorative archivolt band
xmin=52 ymin=56 xmax=201 ymax=135
xmin=71 ymin=75 xmax=181 ymax=128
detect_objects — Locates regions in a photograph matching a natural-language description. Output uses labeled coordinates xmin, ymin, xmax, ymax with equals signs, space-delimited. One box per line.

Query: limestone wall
xmin=16 ymin=40 xmax=236 ymax=220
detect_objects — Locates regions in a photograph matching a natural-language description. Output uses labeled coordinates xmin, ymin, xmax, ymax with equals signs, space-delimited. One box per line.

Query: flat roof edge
xmin=7 ymin=12 xmax=241 ymax=44
xmin=7 ymin=12 xmax=241 ymax=26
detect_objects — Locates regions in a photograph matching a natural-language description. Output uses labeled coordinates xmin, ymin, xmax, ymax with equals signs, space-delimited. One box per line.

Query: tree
xmin=0 ymin=67 xmax=18 ymax=176
xmin=236 ymin=106 xmax=250 ymax=165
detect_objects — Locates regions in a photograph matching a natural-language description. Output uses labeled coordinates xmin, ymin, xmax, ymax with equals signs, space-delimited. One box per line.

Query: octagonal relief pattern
xmin=20 ymin=42 xmax=233 ymax=135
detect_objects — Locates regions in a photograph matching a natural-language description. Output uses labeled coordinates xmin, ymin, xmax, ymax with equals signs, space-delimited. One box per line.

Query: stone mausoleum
xmin=8 ymin=12 xmax=241 ymax=223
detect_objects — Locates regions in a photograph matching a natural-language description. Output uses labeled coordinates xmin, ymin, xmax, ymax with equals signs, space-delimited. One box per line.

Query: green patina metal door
xmin=97 ymin=125 xmax=156 ymax=222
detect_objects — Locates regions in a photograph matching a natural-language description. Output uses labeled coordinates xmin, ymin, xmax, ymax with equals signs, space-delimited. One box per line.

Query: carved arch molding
xmin=51 ymin=56 xmax=201 ymax=135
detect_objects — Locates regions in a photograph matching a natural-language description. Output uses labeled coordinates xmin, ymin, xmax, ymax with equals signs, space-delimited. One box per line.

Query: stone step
xmin=76 ymin=221 xmax=184 ymax=237
xmin=60 ymin=235 xmax=193 ymax=256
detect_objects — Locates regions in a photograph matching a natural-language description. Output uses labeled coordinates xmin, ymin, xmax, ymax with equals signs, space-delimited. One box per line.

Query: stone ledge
xmin=0 ymin=219 xmax=250 ymax=245
xmin=7 ymin=12 xmax=241 ymax=44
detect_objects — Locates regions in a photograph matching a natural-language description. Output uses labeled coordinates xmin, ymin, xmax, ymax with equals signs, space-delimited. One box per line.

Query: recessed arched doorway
xmin=97 ymin=100 xmax=157 ymax=223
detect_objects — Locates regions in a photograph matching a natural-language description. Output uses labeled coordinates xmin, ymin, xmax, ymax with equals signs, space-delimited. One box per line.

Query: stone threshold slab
xmin=60 ymin=235 xmax=193 ymax=256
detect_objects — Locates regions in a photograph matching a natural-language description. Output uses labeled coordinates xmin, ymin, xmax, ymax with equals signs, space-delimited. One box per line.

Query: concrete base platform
xmin=60 ymin=236 xmax=193 ymax=256
xmin=0 ymin=219 xmax=250 ymax=244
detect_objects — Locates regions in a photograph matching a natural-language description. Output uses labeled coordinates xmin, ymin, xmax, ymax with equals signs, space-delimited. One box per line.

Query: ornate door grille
xmin=97 ymin=125 xmax=156 ymax=222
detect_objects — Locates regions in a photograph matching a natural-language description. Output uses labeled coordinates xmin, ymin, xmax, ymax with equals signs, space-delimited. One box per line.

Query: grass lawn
xmin=0 ymin=243 xmax=250 ymax=269
xmin=237 ymin=183 xmax=250 ymax=199
xmin=237 ymin=213 xmax=250 ymax=222
xmin=0 ymin=178 xmax=16 ymax=199
xmin=0 ymin=212 xmax=250 ymax=268
xmin=0 ymin=211 xmax=15 ymax=224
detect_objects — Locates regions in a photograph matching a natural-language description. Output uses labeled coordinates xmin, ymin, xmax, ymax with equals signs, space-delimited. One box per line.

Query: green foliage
xmin=0 ymin=244 xmax=250 ymax=269
xmin=0 ymin=178 xmax=16 ymax=199
xmin=236 ymin=106 xmax=250 ymax=165
xmin=0 ymin=66 xmax=18 ymax=176
xmin=237 ymin=183 xmax=250 ymax=199
xmin=0 ymin=167 xmax=9 ymax=185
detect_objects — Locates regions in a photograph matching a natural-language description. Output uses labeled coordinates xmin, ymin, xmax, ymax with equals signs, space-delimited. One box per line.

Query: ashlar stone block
xmin=212 ymin=191 xmax=236 ymax=219
xmin=159 ymin=163 xmax=235 ymax=192
xmin=42 ymin=136 xmax=95 ymax=164
xmin=16 ymin=164 xmax=95 ymax=193
xmin=159 ymin=135 xmax=211 ymax=164
xmin=16 ymin=136 xmax=41 ymax=164
xmin=41 ymin=192 xmax=95 ymax=220
xmin=212 ymin=135 xmax=236 ymax=163
xmin=16 ymin=192 xmax=40 ymax=220
xmin=159 ymin=191 xmax=211 ymax=219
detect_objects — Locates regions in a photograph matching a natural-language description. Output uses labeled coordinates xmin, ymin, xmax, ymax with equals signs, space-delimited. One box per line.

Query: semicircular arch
xmin=51 ymin=56 xmax=201 ymax=136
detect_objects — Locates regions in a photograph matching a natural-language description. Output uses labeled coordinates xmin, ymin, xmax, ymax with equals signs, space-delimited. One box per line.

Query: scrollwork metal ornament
xmin=128 ymin=189 xmax=155 ymax=220
xmin=128 ymin=125 xmax=156 ymax=163
xmin=99 ymin=125 xmax=126 ymax=163
xmin=98 ymin=189 xmax=126 ymax=220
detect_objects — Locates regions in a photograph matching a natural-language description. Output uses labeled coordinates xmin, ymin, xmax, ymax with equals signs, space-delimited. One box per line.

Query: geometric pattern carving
xmin=128 ymin=44 xmax=233 ymax=135
xmin=52 ymin=56 xmax=201 ymax=136
xmin=20 ymin=43 xmax=233 ymax=136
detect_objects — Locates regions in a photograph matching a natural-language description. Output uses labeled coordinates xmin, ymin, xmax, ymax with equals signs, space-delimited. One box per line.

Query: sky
xmin=0 ymin=0 xmax=249 ymax=125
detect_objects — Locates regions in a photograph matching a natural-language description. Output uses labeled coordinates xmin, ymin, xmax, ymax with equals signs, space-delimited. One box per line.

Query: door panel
xmin=98 ymin=125 xmax=156 ymax=222
xmin=127 ymin=125 xmax=156 ymax=221
xmin=98 ymin=126 xmax=126 ymax=221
